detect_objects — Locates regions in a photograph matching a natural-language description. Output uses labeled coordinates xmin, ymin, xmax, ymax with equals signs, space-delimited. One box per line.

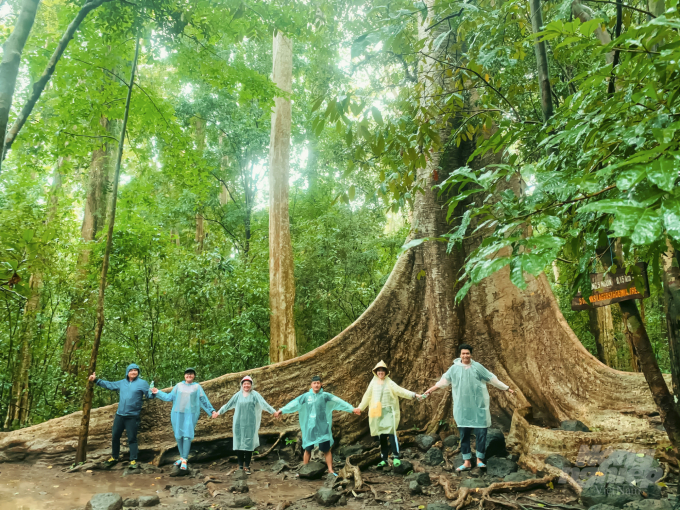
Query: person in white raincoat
xmin=274 ymin=375 xmax=361 ymax=476
xmin=216 ymin=375 xmax=276 ymax=473
xmin=424 ymin=344 xmax=514 ymax=471
xmin=358 ymin=360 xmax=423 ymax=467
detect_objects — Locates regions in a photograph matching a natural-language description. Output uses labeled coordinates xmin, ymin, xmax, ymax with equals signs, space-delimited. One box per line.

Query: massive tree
xmin=0 ymin=6 xmax=666 ymax=468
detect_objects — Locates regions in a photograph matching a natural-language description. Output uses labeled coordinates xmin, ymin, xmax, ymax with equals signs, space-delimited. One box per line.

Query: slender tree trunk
xmin=62 ymin=117 xmax=113 ymax=379
xmin=589 ymin=307 xmax=618 ymax=367
xmin=75 ymin=37 xmax=140 ymax=463
xmin=2 ymin=0 xmax=110 ymax=159
xmin=0 ymin=0 xmax=41 ymax=174
xmin=572 ymin=1 xmax=614 ymax=63
xmin=194 ymin=118 xmax=206 ymax=253
xmin=664 ymin=245 xmax=680 ymax=418
xmin=529 ymin=0 xmax=553 ymax=122
xmin=268 ymin=31 xmax=297 ymax=363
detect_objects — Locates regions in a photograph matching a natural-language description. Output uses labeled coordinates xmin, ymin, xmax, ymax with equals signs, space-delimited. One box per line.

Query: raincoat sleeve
xmin=327 ymin=393 xmax=355 ymax=413
xmin=256 ymin=392 xmax=276 ymax=414
xmin=473 ymin=362 xmax=494 ymax=382
xmin=153 ymin=385 xmax=177 ymax=402
xmin=390 ymin=380 xmax=416 ymax=400
xmin=488 ymin=377 xmax=509 ymax=391
xmin=280 ymin=394 xmax=304 ymax=414
xmin=217 ymin=392 xmax=239 ymax=415
xmin=95 ymin=378 xmax=122 ymax=391
xmin=358 ymin=381 xmax=373 ymax=412
xmin=198 ymin=386 xmax=215 ymax=415
xmin=435 ymin=369 xmax=452 ymax=388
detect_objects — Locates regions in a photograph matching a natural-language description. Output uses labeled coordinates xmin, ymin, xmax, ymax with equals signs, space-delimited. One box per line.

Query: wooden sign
xmin=571 ymin=262 xmax=650 ymax=311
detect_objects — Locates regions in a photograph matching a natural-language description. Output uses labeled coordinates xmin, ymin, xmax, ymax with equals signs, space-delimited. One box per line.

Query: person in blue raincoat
xmin=274 ymin=375 xmax=361 ymax=476
xmin=151 ymin=367 xmax=218 ymax=473
xmin=88 ymin=363 xmax=151 ymax=470
xmin=424 ymin=344 xmax=514 ymax=472
xmin=216 ymin=375 xmax=276 ymax=474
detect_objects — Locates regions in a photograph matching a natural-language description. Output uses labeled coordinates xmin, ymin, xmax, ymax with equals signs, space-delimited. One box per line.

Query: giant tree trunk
xmin=0 ymin=9 xmax=668 ymax=466
xmin=62 ymin=117 xmax=113 ymax=379
xmin=0 ymin=0 xmax=41 ymax=174
xmin=588 ymin=307 xmax=618 ymax=367
xmin=268 ymin=32 xmax=297 ymax=363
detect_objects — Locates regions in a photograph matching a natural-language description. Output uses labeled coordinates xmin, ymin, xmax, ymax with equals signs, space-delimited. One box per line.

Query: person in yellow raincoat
xmin=358 ymin=361 xmax=423 ymax=467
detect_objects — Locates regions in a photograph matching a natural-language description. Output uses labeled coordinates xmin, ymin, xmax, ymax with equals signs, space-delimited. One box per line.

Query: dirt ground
xmin=0 ymin=446 xmax=587 ymax=510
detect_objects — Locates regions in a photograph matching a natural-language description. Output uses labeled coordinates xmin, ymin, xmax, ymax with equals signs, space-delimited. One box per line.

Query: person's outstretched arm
xmin=327 ymin=393 xmax=362 ymax=415
xmin=390 ymin=380 xmax=420 ymax=400
xmin=217 ymin=393 xmax=239 ymax=416
xmin=151 ymin=385 xmax=176 ymax=402
xmin=198 ymin=386 xmax=218 ymax=418
xmin=424 ymin=373 xmax=451 ymax=396
xmin=89 ymin=372 xmax=121 ymax=391
xmin=256 ymin=392 xmax=276 ymax=414
xmin=274 ymin=395 xmax=303 ymax=418
xmin=357 ymin=382 xmax=373 ymax=412
xmin=488 ymin=377 xmax=514 ymax=393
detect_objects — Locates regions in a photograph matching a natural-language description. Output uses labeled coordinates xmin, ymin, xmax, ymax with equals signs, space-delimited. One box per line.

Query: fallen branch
xmin=254 ymin=432 xmax=286 ymax=460
xmin=480 ymin=475 xmax=556 ymax=497
xmin=67 ymin=461 xmax=96 ymax=473
xmin=451 ymin=487 xmax=472 ymax=510
xmin=440 ymin=474 xmax=457 ymax=499
xmin=207 ymin=482 xmax=223 ymax=497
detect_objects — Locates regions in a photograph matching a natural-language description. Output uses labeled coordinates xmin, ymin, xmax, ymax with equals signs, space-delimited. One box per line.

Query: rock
xmin=299 ymin=461 xmax=328 ymax=479
xmin=503 ymin=469 xmax=535 ymax=482
xmin=338 ymin=495 xmax=348 ymax=506
xmin=623 ymin=503 xmax=673 ymax=510
xmin=338 ymin=445 xmax=363 ymax=459
xmin=123 ymin=466 xmax=141 ymax=476
xmin=487 ymin=457 xmax=518 ymax=478
xmin=427 ymin=503 xmax=453 ymax=510
xmin=189 ymin=502 xmax=212 ymax=510
xmin=485 ymin=429 xmax=507 ymax=459
xmin=588 ymin=505 xmax=619 ymax=510
xmin=169 ymin=465 xmax=183 ymax=478
xmin=598 ymin=450 xmax=662 ymax=485
xmin=315 ymin=488 xmax=342 ymax=507
xmin=581 ymin=481 xmax=661 ymax=508
xmin=232 ymin=469 xmax=248 ymax=481
xmin=138 ymin=495 xmax=160 ymax=507
xmin=545 ymin=454 xmax=572 ymax=471
xmin=423 ymin=447 xmax=444 ymax=466
xmin=405 ymin=472 xmax=431 ymax=486
xmin=443 ymin=435 xmax=459 ymax=449
xmin=139 ymin=463 xmax=162 ymax=475
xmin=324 ymin=473 xmax=338 ymax=488
xmin=392 ymin=460 xmax=414 ymax=474
xmin=461 ymin=478 xmax=488 ymax=489
xmin=409 ymin=480 xmax=423 ymax=494
xmin=416 ymin=434 xmax=438 ymax=451
xmin=271 ymin=459 xmax=289 ymax=472
xmin=169 ymin=486 xmax=186 ymax=497
xmin=123 ymin=498 xmax=138 ymax=507
xmin=560 ymin=420 xmax=590 ymax=432
xmin=86 ymin=493 xmax=124 ymax=510
xmin=232 ymin=495 xmax=255 ymax=507
xmin=229 ymin=480 xmax=249 ymax=493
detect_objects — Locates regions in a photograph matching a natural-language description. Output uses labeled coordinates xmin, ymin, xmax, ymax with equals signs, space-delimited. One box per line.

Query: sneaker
xmin=393 ymin=459 xmax=401 ymax=467
xmin=174 ymin=459 xmax=182 ymax=466
xmin=129 ymin=460 xmax=139 ymax=470
xmin=102 ymin=457 xmax=118 ymax=469
xmin=180 ymin=459 xmax=188 ymax=472
xmin=377 ymin=461 xmax=387 ymax=467
xmin=244 ymin=467 xmax=251 ymax=475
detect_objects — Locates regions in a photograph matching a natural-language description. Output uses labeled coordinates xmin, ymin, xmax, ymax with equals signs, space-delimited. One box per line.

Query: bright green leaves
xmin=647 ymin=158 xmax=680 ymax=192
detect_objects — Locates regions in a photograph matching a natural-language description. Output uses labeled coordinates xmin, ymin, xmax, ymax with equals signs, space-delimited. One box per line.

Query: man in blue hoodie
xmin=88 ymin=363 xmax=151 ymax=469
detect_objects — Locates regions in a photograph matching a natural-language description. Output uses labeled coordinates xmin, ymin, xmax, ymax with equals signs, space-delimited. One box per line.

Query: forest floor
xmin=0 ymin=442 xmax=605 ymax=510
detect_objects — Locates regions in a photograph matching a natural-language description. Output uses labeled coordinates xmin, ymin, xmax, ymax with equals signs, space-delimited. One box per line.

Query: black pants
xmin=459 ymin=427 xmax=487 ymax=461
xmin=112 ymin=414 xmax=140 ymax=461
xmin=379 ymin=434 xmax=399 ymax=461
xmin=304 ymin=440 xmax=331 ymax=453
xmin=236 ymin=450 xmax=253 ymax=468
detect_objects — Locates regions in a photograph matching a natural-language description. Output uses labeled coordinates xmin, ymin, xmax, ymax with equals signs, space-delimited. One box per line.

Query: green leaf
xmin=22 ymin=229 xmax=34 ymax=243
xmin=371 ymin=107 xmax=384 ymax=125
xmin=311 ymin=97 xmax=324 ymax=113
xmin=630 ymin=209 xmax=663 ymax=245
xmin=510 ymin=258 xmax=527 ymax=290
xmin=617 ymin=166 xmax=646 ymax=190
xmin=432 ymin=30 xmax=451 ymax=52
xmin=348 ymin=185 xmax=356 ymax=200
xmin=661 ymin=197 xmax=680 ymax=241
xmin=646 ymin=158 xmax=679 ymax=192
xmin=399 ymin=237 xmax=428 ymax=255
xmin=417 ymin=270 xmax=426 ymax=280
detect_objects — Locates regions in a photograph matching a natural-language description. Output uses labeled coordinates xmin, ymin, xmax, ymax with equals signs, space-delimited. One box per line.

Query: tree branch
xmin=582 ymin=0 xmax=655 ymax=17
xmin=425 ymin=8 xmax=464 ymax=32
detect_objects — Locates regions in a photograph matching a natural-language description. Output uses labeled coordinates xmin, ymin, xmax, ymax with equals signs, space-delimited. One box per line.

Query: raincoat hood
xmin=372 ymin=360 xmax=390 ymax=377
xmin=126 ymin=363 xmax=141 ymax=379
xmin=240 ymin=376 xmax=254 ymax=389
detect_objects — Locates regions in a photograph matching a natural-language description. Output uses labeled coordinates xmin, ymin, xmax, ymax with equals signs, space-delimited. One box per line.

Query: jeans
xmin=177 ymin=437 xmax=192 ymax=459
xmin=379 ymin=434 xmax=399 ymax=461
xmin=112 ymin=414 xmax=140 ymax=461
xmin=459 ymin=427 xmax=487 ymax=461
xmin=236 ymin=450 xmax=253 ymax=468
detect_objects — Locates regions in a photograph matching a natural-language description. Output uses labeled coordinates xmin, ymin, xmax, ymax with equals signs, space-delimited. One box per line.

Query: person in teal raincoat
xmin=216 ymin=375 xmax=276 ymax=473
xmin=424 ymin=344 xmax=514 ymax=471
xmin=151 ymin=367 xmax=218 ymax=473
xmin=274 ymin=376 xmax=360 ymax=476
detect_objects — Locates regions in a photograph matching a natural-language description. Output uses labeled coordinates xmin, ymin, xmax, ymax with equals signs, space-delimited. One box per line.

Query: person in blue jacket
xmin=88 ymin=363 xmax=151 ymax=469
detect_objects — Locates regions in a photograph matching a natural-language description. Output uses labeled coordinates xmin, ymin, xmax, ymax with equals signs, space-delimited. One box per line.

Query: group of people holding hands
xmin=89 ymin=343 xmax=514 ymax=476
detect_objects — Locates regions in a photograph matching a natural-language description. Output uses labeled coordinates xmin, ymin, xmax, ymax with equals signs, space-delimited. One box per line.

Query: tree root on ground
xmin=439 ymin=474 xmax=457 ymax=499
xmin=451 ymin=487 xmax=472 ymax=510
xmin=479 ymin=474 xmax=556 ymax=498
xmin=443 ymin=474 xmax=561 ymax=509
xmin=340 ymin=446 xmax=382 ymax=488
xmin=254 ymin=432 xmax=286 ymax=460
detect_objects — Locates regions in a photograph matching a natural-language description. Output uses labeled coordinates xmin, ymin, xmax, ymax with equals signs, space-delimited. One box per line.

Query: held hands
xmin=507 ymin=388 xmax=515 ymax=394
xmin=274 ymin=410 xmax=282 ymax=420
xmin=88 ymin=372 xmax=96 ymax=382
xmin=211 ymin=411 xmax=219 ymax=419
xmin=353 ymin=408 xmax=361 ymax=416
xmin=151 ymin=387 xmax=159 ymax=394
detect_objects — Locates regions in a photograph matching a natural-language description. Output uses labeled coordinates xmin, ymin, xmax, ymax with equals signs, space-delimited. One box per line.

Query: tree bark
xmin=2 ymin=0 xmax=110 ymax=159
xmin=588 ymin=307 xmax=617 ymax=367
xmin=0 ymin=0 xmax=41 ymax=174
xmin=572 ymin=1 xmax=614 ymax=64
xmin=268 ymin=32 xmax=297 ymax=364
xmin=664 ymin=245 xmax=680 ymax=418
xmin=0 ymin=10 xmax=670 ymax=467
xmin=62 ymin=117 xmax=114 ymax=379
xmin=195 ymin=118 xmax=206 ymax=252
xmin=75 ymin=37 xmax=140 ymax=463
xmin=530 ymin=0 xmax=553 ymax=122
